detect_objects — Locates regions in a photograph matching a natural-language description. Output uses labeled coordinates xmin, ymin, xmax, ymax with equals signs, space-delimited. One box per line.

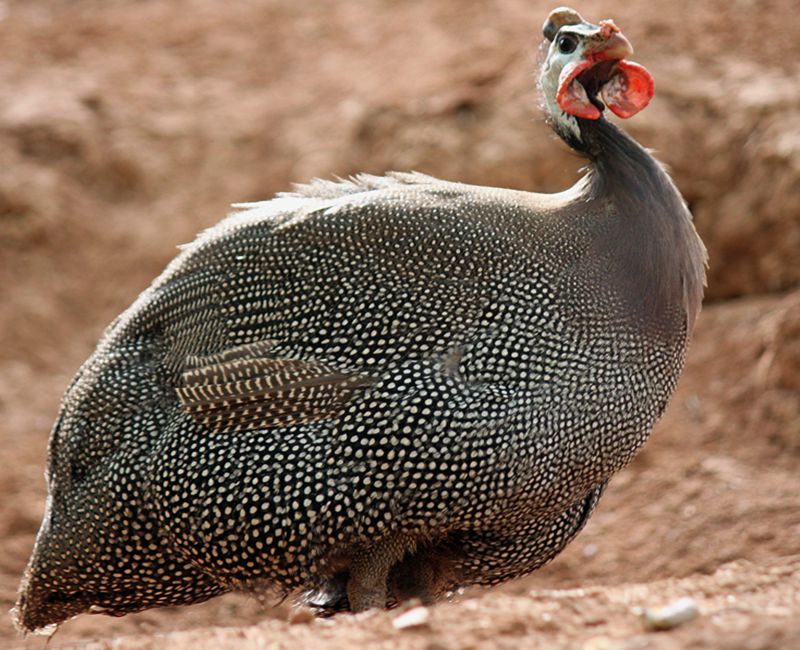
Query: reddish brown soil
xmin=1 ymin=1 xmax=798 ymax=648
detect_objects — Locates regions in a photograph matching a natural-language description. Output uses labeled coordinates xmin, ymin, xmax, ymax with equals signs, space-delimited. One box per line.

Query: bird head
xmin=539 ymin=7 xmax=654 ymax=140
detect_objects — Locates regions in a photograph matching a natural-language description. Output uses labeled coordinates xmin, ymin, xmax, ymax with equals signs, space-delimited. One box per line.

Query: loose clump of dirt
xmin=1 ymin=1 xmax=798 ymax=649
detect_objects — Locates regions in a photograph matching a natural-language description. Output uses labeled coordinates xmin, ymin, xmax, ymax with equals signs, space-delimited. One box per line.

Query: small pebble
xmin=582 ymin=543 xmax=599 ymax=558
xmin=533 ymin=611 xmax=560 ymax=632
xmin=637 ymin=596 xmax=699 ymax=631
xmin=392 ymin=605 xmax=431 ymax=630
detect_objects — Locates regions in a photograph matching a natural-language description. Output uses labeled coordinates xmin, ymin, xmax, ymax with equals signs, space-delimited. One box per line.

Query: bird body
xmin=15 ymin=7 xmax=705 ymax=632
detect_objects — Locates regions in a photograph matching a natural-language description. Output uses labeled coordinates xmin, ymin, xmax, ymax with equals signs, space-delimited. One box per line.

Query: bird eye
xmin=557 ymin=34 xmax=578 ymax=54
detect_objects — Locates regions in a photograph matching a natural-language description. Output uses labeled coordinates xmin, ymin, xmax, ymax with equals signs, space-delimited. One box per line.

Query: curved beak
xmin=596 ymin=31 xmax=634 ymax=60
xmin=588 ymin=20 xmax=634 ymax=61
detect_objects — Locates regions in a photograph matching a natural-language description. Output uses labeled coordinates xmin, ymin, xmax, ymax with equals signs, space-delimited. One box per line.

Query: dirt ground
xmin=1 ymin=1 xmax=798 ymax=649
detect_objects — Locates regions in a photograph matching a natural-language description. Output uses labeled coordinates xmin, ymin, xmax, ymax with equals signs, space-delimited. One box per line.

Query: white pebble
xmin=392 ymin=605 xmax=431 ymax=630
xmin=638 ymin=596 xmax=699 ymax=631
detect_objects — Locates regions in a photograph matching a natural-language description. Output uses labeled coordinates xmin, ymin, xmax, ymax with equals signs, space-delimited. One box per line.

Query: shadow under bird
xmin=15 ymin=6 xmax=706 ymax=633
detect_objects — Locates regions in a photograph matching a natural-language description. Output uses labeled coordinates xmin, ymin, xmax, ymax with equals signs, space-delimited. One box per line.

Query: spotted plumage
xmin=15 ymin=7 xmax=705 ymax=632
xmin=178 ymin=340 xmax=375 ymax=433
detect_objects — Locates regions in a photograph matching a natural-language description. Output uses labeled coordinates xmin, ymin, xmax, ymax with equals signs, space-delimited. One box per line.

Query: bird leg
xmin=347 ymin=532 xmax=414 ymax=613
xmin=390 ymin=552 xmax=439 ymax=604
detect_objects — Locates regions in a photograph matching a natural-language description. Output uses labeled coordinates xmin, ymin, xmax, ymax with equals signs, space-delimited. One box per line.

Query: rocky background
xmin=1 ymin=0 xmax=798 ymax=648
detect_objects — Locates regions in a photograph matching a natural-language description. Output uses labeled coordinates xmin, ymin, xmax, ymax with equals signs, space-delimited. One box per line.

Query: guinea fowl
xmin=15 ymin=6 xmax=705 ymax=632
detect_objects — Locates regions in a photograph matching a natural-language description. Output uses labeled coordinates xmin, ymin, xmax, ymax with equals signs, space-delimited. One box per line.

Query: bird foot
xmin=304 ymin=572 xmax=350 ymax=616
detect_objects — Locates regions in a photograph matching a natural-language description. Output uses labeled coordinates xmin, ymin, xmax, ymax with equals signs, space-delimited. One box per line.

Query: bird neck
xmin=570 ymin=117 xmax=663 ymax=193
xmin=549 ymin=114 xmax=668 ymax=198
xmin=567 ymin=116 xmax=707 ymax=332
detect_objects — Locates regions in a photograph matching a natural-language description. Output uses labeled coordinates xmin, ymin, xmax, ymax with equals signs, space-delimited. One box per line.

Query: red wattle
xmin=602 ymin=60 xmax=655 ymax=119
xmin=556 ymin=60 xmax=601 ymax=120
xmin=556 ymin=58 xmax=655 ymax=120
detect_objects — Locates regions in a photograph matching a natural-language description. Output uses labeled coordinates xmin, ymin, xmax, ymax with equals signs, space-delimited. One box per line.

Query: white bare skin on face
xmin=539 ymin=26 xmax=592 ymax=141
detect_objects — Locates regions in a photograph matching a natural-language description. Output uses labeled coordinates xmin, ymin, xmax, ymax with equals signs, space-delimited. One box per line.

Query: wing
xmin=156 ymin=175 xmax=566 ymax=436
xmin=177 ymin=340 xmax=376 ymax=433
xmin=91 ymin=174 xmax=566 ymax=442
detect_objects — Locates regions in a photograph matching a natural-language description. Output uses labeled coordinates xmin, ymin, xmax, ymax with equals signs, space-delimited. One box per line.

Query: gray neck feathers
xmin=570 ymin=118 xmax=707 ymax=331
